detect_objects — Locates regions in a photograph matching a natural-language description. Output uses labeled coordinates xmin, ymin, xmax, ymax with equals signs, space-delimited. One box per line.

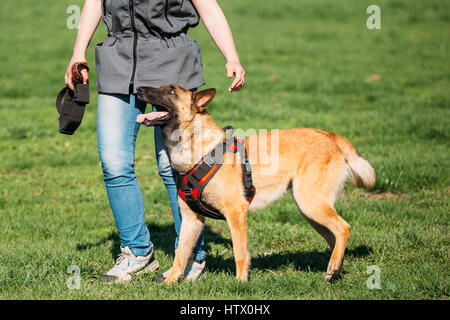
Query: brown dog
xmin=136 ymin=85 xmax=376 ymax=283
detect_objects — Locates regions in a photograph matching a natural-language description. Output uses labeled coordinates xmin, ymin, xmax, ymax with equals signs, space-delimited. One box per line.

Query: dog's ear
xmin=193 ymin=88 xmax=216 ymax=113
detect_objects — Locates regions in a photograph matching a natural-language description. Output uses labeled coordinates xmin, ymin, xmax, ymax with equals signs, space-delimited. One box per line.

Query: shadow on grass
xmin=76 ymin=232 xmax=121 ymax=259
xmin=75 ymin=222 xmax=232 ymax=260
xmin=207 ymin=244 xmax=373 ymax=274
xmin=77 ymin=222 xmax=373 ymax=275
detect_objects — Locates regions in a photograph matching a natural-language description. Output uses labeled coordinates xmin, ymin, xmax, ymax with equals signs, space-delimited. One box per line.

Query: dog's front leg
xmin=225 ymin=206 xmax=251 ymax=281
xmin=165 ymin=203 xmax=205 ymax=284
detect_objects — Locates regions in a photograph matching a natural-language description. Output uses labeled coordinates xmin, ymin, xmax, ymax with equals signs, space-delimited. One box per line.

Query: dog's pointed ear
xmin=193 ymin=88 xmax=216 ymax=113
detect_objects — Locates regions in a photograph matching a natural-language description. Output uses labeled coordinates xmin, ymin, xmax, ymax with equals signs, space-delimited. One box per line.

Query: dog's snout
xmin=136 ymin=87 xmax=144 ymax=95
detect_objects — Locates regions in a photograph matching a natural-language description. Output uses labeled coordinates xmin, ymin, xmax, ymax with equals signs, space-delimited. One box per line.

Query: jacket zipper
xmin=165 ymin=0 xmax=174 ymax=27
xmin=129 ymin=0 xmax=138 ymax=93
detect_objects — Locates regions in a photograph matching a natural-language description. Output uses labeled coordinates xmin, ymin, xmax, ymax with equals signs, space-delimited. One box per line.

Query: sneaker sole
xmin=101 ymin=260 xmax=159 ymax=283
xmin=100 ymin=273 xmax=133 ymax=283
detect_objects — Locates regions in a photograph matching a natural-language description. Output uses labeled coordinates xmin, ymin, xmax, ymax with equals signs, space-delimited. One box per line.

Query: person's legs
xmin=153 ymin=109 xmax=206 ymax=262
xmin=97 ymin=93 xmax=152 ymax=256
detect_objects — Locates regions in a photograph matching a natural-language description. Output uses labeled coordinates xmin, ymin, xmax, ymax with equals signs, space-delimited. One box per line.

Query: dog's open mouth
xmin=136 ymin=104 xmax=172 ymax=126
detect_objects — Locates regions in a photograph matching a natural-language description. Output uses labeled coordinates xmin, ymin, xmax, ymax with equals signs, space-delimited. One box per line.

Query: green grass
xmin=0 ymin=0 xmax=449 ymax=299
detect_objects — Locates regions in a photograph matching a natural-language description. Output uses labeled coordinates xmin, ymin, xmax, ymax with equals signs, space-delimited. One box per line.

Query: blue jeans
xmin=97 ymin=93 xmax=206 ymax=260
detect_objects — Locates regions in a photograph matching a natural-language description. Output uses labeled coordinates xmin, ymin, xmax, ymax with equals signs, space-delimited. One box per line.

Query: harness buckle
xmin=203 ymin=155 xmax=216 ymax=167
xmin=245 ymin=161 xmax=252 ymax=172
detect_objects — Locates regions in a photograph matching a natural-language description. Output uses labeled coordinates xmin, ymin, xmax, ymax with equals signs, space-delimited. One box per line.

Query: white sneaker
xmin=100 ymin=246 xmax=159 ymax=283
xmin=155 ymin=259 xmax=206 ymax=282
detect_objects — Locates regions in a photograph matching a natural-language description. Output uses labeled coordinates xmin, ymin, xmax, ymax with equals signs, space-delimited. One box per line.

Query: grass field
xmin=0 ymin=0 xmax=448 ymax=300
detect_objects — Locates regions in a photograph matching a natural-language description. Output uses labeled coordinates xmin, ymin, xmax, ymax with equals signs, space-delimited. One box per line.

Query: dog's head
xmin=136 ymin=85 xmax=216 ymax=127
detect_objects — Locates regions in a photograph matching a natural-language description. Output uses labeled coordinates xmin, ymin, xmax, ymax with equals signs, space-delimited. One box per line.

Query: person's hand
xmin=226 ymin=61 xmax=246 ymax=92
xmin=64 ymin=55 xmax=89 ymax=91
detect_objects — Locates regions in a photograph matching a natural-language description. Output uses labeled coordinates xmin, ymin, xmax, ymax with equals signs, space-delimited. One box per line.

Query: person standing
xmin=64 ymin=0 xmax=246 ymax=282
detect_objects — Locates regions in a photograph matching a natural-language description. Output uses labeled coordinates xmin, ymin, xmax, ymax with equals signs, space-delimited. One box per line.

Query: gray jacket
xmin=95 ymin=0 xmax=205 ymax=94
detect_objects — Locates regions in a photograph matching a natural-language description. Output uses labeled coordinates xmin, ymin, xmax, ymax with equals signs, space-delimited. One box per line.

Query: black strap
xmin=223 ymin=126 xmax=256 ymax=201
xmin=238 ymin=142 xmax=256 ymax=201
xmin=177 ymin=142 xmax=225 ymax=220
xmin=177 ymin=166 xmax=225 ymax=220
xmin=56 ymin=83 xmax=89 ymax=135
xmin=233 ymin=138 xmax=256 ymax=202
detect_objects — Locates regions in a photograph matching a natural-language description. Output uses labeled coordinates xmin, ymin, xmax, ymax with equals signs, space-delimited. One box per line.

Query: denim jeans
xmin=97 ymin=93 xmax=206 ymax=260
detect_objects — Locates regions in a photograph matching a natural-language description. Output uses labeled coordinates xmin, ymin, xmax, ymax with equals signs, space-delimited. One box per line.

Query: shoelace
xmin=115 ymin=252 xmax=132 ymax=267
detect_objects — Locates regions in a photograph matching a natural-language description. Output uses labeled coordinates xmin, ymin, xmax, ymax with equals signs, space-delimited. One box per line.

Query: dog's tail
xmin=334 ymin=134 xmax=376 ymax=190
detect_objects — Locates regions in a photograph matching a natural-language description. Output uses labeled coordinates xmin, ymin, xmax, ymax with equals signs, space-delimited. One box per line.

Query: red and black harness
xmin=177 ymin=126 xmax=256 ymax=220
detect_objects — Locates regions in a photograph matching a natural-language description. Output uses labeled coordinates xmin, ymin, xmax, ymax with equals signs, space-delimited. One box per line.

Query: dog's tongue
xmin=136 ymin=112 xmax=168 ymax=123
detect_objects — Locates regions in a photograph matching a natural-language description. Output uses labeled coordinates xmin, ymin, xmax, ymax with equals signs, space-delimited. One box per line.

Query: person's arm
xmin=191 ymin=0 xmax=246 ymax=92
xmin=64 ymin=0 xmax=102 ymax=90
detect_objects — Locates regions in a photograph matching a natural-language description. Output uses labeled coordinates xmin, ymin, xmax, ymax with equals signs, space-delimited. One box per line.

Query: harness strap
xmin=177 ymin=162 xmax=224 ymax=220
xmin=224 ymin=126 xmax=256 ymax=201
xmin=239 ymin=143 xmax=256 ymax=202
xmin=176 ymin=126 xmax=256 ymax=220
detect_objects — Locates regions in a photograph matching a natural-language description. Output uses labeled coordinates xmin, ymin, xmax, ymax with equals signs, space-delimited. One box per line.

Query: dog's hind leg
xmin=164 ymin=202 xmax=205 ymax=284
xmin=301 ymin=203 xmax=350 ymax=281
xmin=298 ymin=211 xmax=335 ymax=250
xmin=294 ymin=198 xmax=350 ymax=281
xmin=224 ymin=205 xmax=251 ymax=281
xmin=291 ymin=162 xmax=351 ymax=281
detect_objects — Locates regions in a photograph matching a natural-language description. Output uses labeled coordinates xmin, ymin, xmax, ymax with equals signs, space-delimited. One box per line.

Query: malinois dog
xmin=136 ymin=85 xmax=376 ymax=284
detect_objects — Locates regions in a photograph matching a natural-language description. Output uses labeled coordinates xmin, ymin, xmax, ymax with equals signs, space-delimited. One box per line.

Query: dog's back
xmin=246 ymin=128 xmax=376 ymax=211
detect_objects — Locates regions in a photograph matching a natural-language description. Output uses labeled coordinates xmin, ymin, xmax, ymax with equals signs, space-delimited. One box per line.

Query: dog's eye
xmin=169 ymin=86 xmax=175 ymax=94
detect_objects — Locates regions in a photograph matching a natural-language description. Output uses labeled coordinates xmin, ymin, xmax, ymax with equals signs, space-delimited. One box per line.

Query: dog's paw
xmin=153 ymin=275 xmax=180 ymax=284
xmin=164 ymin=277 xmax=178 ymax=284
xmin=163 ymin=273 xmax=183 ymax=284
xmin=324 ymin=269 xmax=344 ymax=282
xmin=325 ymin=262 xmax=343 ymax=282
xmin=236 ymin=275 xmax=249 ymax=282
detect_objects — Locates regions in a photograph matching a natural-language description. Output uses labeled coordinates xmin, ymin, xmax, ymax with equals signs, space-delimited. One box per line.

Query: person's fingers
xmin=231 ymin=82 xmax=243 ymax=92
xmin=229 ymin=78 xmax=239 ymax=91
xmin=68 ymin=68 xmax=75 ymax=90
xmin=232 ymin=77 xmax=245 ymax=92
xmin=234 ymin=79 xmax=244 ymax=91
xmin=229 ymin=69 xmax=245 ymax=92
xmin=239 ymin=73 xmax=247 ymax=89
xmin=236 ymin=71 xmax=246 ymax=88
xmin=65 ymin=71 xmax=75 ymax=91
xmin=81 ymin=69 xmax=88 ymax=84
